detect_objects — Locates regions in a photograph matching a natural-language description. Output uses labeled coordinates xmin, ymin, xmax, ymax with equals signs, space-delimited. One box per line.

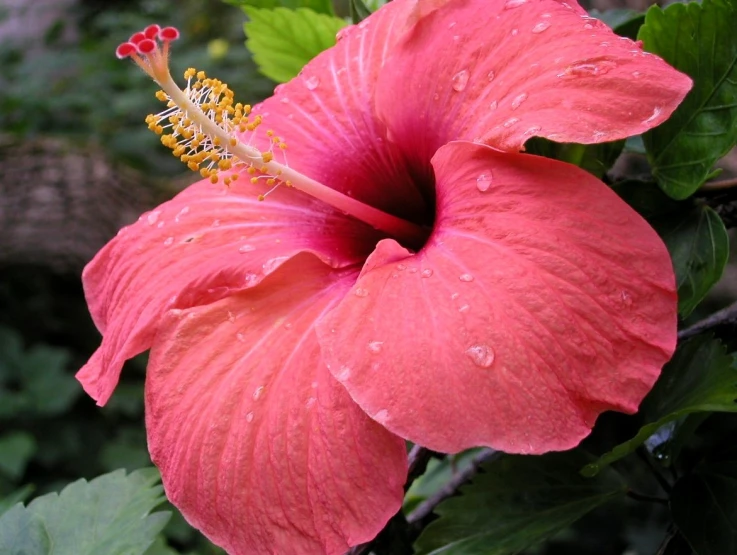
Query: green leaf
xmin=224 ymin=0 xmax=334 ymax=15
xmin=0 ymin=432 xmax=37 ymax=480
xmin=244 ymin=7 xmax=347 ymax=83
xmin=349 ymin=0 xmax=372 ymax=23
xmin=582 ymin=336 xmax=737 ymax=476
xmin=658 ymin=204 xmax=729 ymax=317
xmin=639 ymin=0 xmax=737 ymax=199
xmin=525 ymin=138 xmax=624 ymax=179
xmin=414 ymin=451 xmax=626 ymax=555
xmin=671 ymin=459 xmax=737 ymax=554
xmin=0 ymin=468 xmax=170 ymax=555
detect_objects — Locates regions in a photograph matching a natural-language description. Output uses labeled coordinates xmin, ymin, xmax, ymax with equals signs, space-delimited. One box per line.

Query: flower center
xmin=116 ymin=24 xmax=427 ymax=247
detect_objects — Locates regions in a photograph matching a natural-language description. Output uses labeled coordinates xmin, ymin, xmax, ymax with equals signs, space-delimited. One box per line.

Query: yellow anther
xmin=210 ymin=174 xmax=219 ymax=184
xmin=184 ymin=68 xmax=196 ymax=79
xmin=261 ymin=152 xmax=273 ymax=163
xmin=155 ymin=90 xmax=168 ymax=101
xmin=188 ymin=161 xmax=200 ymax=172
xmin=258 ymin=194 xmax=266 ymax=201
xmin=266 ymin=178 xmax=276 ymax=186
xmin=229 ymin=137 xmax=237 ymax=147
xmin=251 ymin=177 xmax=259 ymax=184
xmin=197 ymin=70 xmax=206 ymax=80
xmin=285 ymin=180 xmax=293 ymax=187
xmin=279 ymin=142 xmax=287 ymax=150
xmin=247 ymin=166 xmax=257 ymax=174
xmin=266 ymin=130 xmax=274 ymax=137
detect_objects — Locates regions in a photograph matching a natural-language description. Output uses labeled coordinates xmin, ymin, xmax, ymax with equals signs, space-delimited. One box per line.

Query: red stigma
xmin=159 ymin=27 xmax=180 ymax=41
xmin=136 ymin=39 xmax=157 ymax=54
xmin=144 ymin=24 xmax=162 ymax=39
xmin=115 ymin=42 xmax=137 ymax=59
xmin=129 ymin=31 xmax=146 ymax=44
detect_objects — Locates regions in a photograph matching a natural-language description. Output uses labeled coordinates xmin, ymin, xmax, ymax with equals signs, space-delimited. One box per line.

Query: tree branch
xmin=678 ymin=300 xmax=737 ymax=341
xmin=407 ymin=449 xmax=501 ymax=528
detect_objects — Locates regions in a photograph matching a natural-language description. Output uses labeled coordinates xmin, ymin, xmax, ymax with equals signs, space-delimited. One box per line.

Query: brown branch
xmin=700 ymin=176 xmax=737 ymax=192
xmin=678 ymin=300 xmax=737 ymax=341
xmin=406 ymin=449 xmax=501 ymax=527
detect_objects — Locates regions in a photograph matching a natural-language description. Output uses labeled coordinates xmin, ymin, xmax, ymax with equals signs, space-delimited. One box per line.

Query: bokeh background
xmin=1 ymin=0 xmax=734 ymax=554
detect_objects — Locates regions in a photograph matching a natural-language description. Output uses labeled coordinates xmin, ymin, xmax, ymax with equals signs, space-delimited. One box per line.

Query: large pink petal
xmin=79 ymin=178 xmax=379 ymax=405
xmin=146 ymin=254 xmax=407 ymax=554
xmin=375 ymin=0 xmax=692 ymax=159
xmin=317 ymin=141 xmax=677 ymax=454
xmin=250 ymin=0 xmax=449 ymax=221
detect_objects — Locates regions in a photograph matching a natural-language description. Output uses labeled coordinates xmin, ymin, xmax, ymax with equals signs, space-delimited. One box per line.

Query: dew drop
xmin=305 ymin=397 xmax=316 ymax=409
xmin=157 ymin=221 xmax=164 ymax=228
xmin=397 ymin=263 xmax=407 ymax=271
xmin=338 ymin=365 xmax=352 ymax=380
xmin=245 ymin=411 xmax=254 ymax=422
xmin=504 ymin=0 xmax=527 ymax=9
xmin=451 ymin=69 xmax=470 ymax=92
xmin=643 ymin=106 xmax=662 ymax=124
xmin=465 ymin=343 xmax=495 ymax=368
xmin=459 ymin=273 xmax=474 ymax=282
xmin=511 ymin=28 xmax=519 ymax=36
xmin=236 ymin=333 xmax=246 ymax=342
xmin=532 ymin=21 xmax=550 ymax=33
xmin=304 ymin=75 xmax=320 ymax=90
xmin=511 ymin=92 xmax=528 ymax=109
xmin=284 ymin=322 xmax=293 ymax=330
xmin=502 ymin=117 xmax=519 ymax=128
xmin=489 ymin=100 xmax=498 ymax=110
xmin=583 ymin=23 xmax=593 ymax=30
xmin=335 ymin=25 xmax=353 ymax=41
xmin=620 ymin=290 xmax=633 ymax=306
xmin=354 ymin=287 xmax=369 ymax=297
xmin=451 ymin=292 xmax=460 ymax=300
xmin=146 ymin=210 xmax=161 ymax=225
xmin=239 ymin=244 xmax=256 ymax=253
xmin=244 ymin=272 xmax=258 ymax=284
xmin=374 ymin=409 xmax=390 ymax=424
xmin=212 ymin=219 xmax=221 ymax=227
xmin=487 ymin=70 xmax=496 ymax=81
xmin=632 ymin=71 xmax=642 ymax=78
xmin=458 ymin=304 xmax=470 ymax=313
xmin=368 ymin=341 xmax=384 ymax=353
xmin=175 ymin=206 xmax=190 ymax=222
xmin=476 ymin=173 xmax=492 ymax=192
xmin=280 ymin=97 xmax=290 ymax=104
xmin=253 ymin=386 xmax=265 ymax=401
xmin=409 ymin=267 xmax=418 ymax=274
xmin=163 ymin=236 xmax=174 ymax=246
xmin=421 ymin=268 xmax=434 ymax=278
xmin=557 ymin=60 xmax=617 ymax=78
xmin=263 ymin=256 xmax=289 ymax=273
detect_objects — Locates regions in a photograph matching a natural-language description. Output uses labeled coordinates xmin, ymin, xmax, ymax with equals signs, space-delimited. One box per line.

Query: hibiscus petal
xmin=251 ymin=0 xmax=447 ymax=221
xmin=317 ymin=141 xmax=677 ymax=454
xmin=78 ymin=179 xmax=380 ymax=405
xmin=146 ymin=253 xmax=407 ymax=554
xmin=375 ymin=0 xmax=692 ymax=157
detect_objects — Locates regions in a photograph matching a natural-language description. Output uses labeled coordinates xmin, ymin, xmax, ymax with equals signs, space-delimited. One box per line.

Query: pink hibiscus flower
xmin=79 ymin=0 xmax=691 ymax=552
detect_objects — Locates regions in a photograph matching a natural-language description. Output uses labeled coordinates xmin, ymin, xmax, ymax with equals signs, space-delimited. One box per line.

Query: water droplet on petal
xmin=451 ymin=292 xmax=460 ymax=300
xmin=146 ymin=210 xmax=161 ymax=225
xmin=284 ymin=322 xmax=293 ymax=330
xmin=304 ymin=75 xmax=320 ymax=90
xmin=246 ymin=411 xmax=254 ymax=422
xmin=459 ymin=273 xmax=474 ymax=282
xmin=557 ymin=60 xmax=617 ymax=78
xmin=280 ymin=97 xmax=290 ymax=104
xmin=397 ymin=263 xmax=407 ymax=271
xmin=368 ymin=341 xmax=384 ymax=353
xmin=476 ymin=173 xmax=493 ymax=192
xmin=354 ymin=287 xmax=369 ymax=297
xmin=451 ymin=69 xmax=470 ymax=92
xmin=263 ymin=256 xmax=289 ymax=273
xmin=511 ymin=92 xmax=528 ymax=109
xmin=374 ymin=409 xmax=390 ymax=424
xmin=458 ymin=304 xmax=470 ymax=313
xmin=236 ymin=333 xmax=246 ymax=342
xmin=487 ymin=70 xmax=496 ymax=81
xmin=632 ymin=71 xmax=642 ymax=78
xmin=157 ymin=221 xmax=164 ymax=228
xmin=532 ymin=21 xmax=550 ymax=33
xmin=212 ymin=219 xmax=221 ymax=227
xmin=336 ymin=25 xmax=353 ymax=41
xmin=511 ymin=28 xmax=519 ymax=36
xmin=164 ymin=236 xmax=174 ymax=246
xmin=620 ymin=290 xmax=633 ymax=306
xmin=502 ymin=117 xmax=519 ymax=128
xmin=583 ymin=23 xmax=593 ymax=30
xmin=489 ymin=100 xmax=498 ymax=110
xmin=465 ymin=343 xmax=495 ymax=368
xmin=643 ymin=106 xmax=662 ymax=124
xmin=504 ymin=0 xmax=527 ymax=9
xmin=338 ymin=365 xmax=352 ymax=380
xmin=421 ymin=268 xmax=434 ymax=278
xmin=239 ymin=244 xmax=256 ymax=253
xmin=253 ymin=386 xmax=265 ymax=400
xmin=175 ymin=206 xmax=190 ymax=222
xmin=305 ymin=397 xmax=316 ymax=409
